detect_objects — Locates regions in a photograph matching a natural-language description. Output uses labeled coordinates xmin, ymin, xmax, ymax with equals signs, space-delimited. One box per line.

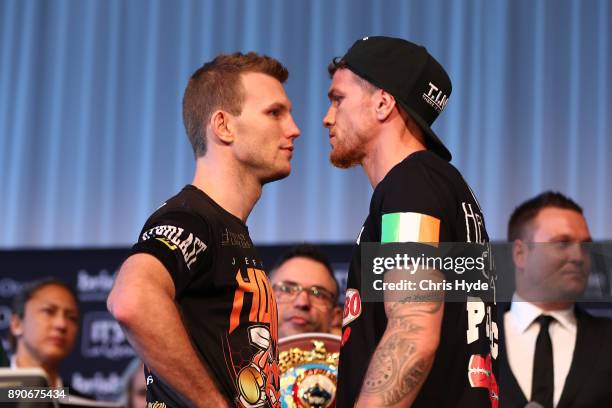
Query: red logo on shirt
xmin=342 ymin=289 xmax=361 ymax=327
xmin=468 ymin=353 xmax=498 ymax=408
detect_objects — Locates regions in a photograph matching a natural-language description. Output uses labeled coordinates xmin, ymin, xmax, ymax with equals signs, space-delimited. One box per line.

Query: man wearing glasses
xmin=270 ymin=244 xmax=342 ymax=337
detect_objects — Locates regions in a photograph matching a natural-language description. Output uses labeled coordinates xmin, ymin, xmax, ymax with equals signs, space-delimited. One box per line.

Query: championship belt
xmin=278 ymin=333 xmax=340 ymax=408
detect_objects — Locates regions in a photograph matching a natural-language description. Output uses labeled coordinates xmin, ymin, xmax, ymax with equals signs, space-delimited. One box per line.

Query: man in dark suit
xmin=499 ymin=191 xmax=612 ymax=408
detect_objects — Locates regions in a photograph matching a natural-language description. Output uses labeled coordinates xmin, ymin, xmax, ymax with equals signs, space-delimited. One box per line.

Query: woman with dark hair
xmin=9 ymin=278 xmax=80 ymax=388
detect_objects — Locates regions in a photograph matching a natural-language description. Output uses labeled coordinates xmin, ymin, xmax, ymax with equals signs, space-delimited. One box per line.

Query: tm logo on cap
xmin=422 ymin=82 xmax=449 ymax=113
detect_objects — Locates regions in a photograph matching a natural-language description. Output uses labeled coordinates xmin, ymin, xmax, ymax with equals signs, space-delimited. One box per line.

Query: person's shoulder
xmin=136 ymin=186 xmax=215 ymax=246
xmin=577 ymin=307 xmax=612 ymax=331
xmin=382 ymin=150 xmax=462 ymax=189
xmin=374 ymin=150 xmax=462 ymax=209
xmin=581 ymin=308 xmax=612 ymax=324
xmin=144 ymin=185 xmax=217 ymax=225
xmin=369 ymin=152 xmax=449 ymax=232
xmin=158 ymin=185 xmax=210 ymax=214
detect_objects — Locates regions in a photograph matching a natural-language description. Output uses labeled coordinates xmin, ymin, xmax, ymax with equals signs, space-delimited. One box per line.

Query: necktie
xmin=531 ymin=314 xmax=555 ymax=408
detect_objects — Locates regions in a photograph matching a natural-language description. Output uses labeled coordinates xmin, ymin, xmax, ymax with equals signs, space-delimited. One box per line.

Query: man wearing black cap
xmin=324 ymin=36 xmax=498 ymax=407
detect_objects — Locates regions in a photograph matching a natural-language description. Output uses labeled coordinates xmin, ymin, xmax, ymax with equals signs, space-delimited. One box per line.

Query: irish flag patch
xmin=381 ymin=212 xmax=440 ymax=244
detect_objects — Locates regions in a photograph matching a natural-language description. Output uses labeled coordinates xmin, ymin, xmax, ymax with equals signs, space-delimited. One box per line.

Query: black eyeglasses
xmin=272 ymin=281 xmax=336 ymax=306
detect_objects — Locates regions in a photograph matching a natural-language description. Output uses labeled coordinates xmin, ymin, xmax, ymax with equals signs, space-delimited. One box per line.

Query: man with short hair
xmin=108 ymin=52 xmax=300 ymax=408
xmin=324 ymin=36 xmax=498 ymax=407
xmin=270 ymin=244 xmax=342 ymax=338
xmin=500 ymin=191 xmax=612 ymax=407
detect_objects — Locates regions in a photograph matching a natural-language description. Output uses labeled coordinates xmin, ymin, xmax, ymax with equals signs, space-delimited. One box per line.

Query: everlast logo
xmin=422 ymin=82 xmax=449 ymax=113
xmin=141 ymin=225 xmax=207 ymax=269
xmin=148 ymin=402 xmax=167 ymax=408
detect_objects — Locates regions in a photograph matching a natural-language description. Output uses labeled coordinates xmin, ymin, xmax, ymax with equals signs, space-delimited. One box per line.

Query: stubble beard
xmin=329 ymin=133 xmax=366 ymax=169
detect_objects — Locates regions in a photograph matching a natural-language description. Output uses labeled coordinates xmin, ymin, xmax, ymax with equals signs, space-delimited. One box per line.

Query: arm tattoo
xmin=362 ymin=332 xmax=417 ymax=393
xmin=382 ymin=359 xmax=429 ymax=406
xmin=387 ymin=296 xmax=443 ymax=318
xmin=360 ymin=299 xmax=441 ymax=406
xmin=362 ymin=330 xmax=431 ymax=405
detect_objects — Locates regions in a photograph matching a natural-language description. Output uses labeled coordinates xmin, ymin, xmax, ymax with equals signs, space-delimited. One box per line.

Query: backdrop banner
xmin=2 ymin=242 xmax=611 ymax=401
xmin=0 ymin=244 xmax=353 ymax=401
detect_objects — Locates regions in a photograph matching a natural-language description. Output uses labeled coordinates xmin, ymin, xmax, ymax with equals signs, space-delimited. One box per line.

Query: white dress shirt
xmin=504 ymin=294 xmax=577 ymax=407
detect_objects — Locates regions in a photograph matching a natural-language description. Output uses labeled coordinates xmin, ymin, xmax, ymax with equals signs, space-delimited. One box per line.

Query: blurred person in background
xmin=9 ymin=278 xmax=79 ymax=388
xmin=120 ymin=358 xmax=146 ymax=408
xmin=270 ymin=244 xmax=342 ymax=338
xmin=500 ymin=191 xmax=612 ymax=408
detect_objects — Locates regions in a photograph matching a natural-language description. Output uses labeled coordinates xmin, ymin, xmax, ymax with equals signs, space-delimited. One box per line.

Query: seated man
xmin=9 ymin=278 xmax=79 ymax=388
xmin=500 ymin=191 xmax=612 ymax=407
xmin=270 ymin=244 xmax=342 ymax=338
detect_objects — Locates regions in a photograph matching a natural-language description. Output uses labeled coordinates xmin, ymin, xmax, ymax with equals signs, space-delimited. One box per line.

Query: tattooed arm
xmin=354 ymin=268 xmax=444 ymax=408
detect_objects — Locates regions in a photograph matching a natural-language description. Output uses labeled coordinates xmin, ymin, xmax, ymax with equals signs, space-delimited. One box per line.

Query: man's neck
xmin=361 ymin=126 xmax=426 ymax=188
xmin=192 ymin=155 xmax=262 ymax=223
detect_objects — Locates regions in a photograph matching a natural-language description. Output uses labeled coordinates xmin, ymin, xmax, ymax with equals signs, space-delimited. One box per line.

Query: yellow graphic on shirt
xmin=236 ymin=325 xmax=280 ymax=407
xmin=228 ymin=268 xmax=280 ymax=407
xmin=155 ymin=237 xmax=177 ymax=250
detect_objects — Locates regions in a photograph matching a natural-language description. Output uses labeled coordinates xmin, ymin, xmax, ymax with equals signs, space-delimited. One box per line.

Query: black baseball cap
xmin=339 ymin=36 xmax=452 ymax=161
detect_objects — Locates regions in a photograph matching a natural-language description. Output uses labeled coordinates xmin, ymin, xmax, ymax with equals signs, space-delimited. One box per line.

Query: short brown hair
xmin=182 ymin=52 xmax=289 ymax=157
xmin=327 ymin=57 xmax=377 ymax=92
xmin=328 ymin=57 xmax=421 ymax=137
xmin=507 ymin=191 xmax=583 ymax=241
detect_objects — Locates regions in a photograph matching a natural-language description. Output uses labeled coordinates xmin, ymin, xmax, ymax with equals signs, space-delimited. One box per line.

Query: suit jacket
xmin=499 ymin=305 xmax=612 ymax=408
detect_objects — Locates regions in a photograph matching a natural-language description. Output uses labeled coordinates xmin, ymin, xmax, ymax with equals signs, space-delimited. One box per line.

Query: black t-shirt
xmin=131 ymin=185 xmax=280 ymax=408
xmin=336 ymin=151 xmax=498 ymax=408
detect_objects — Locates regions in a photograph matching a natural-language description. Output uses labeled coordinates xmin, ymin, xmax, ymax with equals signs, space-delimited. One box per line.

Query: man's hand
xmin=107 ymin=253 xmax=229 ymax=408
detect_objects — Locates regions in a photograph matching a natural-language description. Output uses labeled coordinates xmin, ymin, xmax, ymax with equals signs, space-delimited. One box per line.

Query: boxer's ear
xmin=374 ymin=89 xmax=396 ymax=122
xmin=208 ymin=110 xmax=235 ymax=145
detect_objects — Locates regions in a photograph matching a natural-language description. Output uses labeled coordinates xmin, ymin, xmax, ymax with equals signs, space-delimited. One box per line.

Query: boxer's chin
xmin=330 ymin=146 xmax=363 ymax=169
